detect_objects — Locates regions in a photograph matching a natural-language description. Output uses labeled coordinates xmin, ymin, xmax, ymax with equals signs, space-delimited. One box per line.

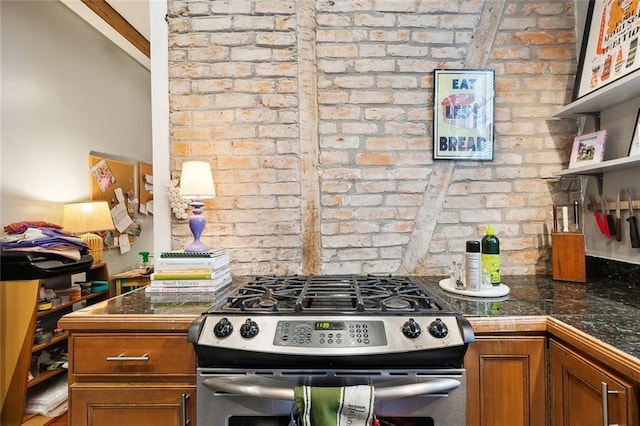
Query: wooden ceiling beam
xmin=81 ymin=0 xmax=150 ymax=58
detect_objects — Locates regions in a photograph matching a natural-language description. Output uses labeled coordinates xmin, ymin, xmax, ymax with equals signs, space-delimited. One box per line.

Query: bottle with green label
xmin=481 ymin=224 xmax=501 ymax=286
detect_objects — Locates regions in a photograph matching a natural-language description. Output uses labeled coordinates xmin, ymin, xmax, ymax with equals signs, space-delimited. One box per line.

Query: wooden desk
xmin=111 ymin=268 xmax=152 ymax=295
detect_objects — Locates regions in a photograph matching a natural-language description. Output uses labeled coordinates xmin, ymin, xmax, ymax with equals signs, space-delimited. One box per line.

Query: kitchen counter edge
xmin=58 ymin=300 xmax=640 ymax=384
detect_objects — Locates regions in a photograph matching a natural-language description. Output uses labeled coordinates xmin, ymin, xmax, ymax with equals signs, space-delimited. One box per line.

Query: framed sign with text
xmin=574 ymin=0 xmax=640 ymax=100
xmin=433 ymin=69 xmax=495 ymax=161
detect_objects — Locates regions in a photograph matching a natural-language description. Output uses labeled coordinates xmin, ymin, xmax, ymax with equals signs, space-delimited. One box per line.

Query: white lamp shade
xmin=179 ymin=161 xmax=216 ymax=199
xmin=62 ymin=201 xmax=114 ymax=233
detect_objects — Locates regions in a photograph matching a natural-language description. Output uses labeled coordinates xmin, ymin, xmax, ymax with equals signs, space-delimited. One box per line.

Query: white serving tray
xmin=438 ymin=278 xmax=510 ymax=298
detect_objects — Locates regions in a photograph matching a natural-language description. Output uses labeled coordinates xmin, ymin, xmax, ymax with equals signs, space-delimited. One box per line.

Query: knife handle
xmin=602 ymin=214 xmax=611 ymax=238
xmin=628 ymin=216 xmax=640 ymax=248
xmin=615 ymin=218 xmax=621 ymax=241
xmin=594 ymin=213 xmax=606 ymax=235
xmin=606 ymin=214 xmax=616 ymax=237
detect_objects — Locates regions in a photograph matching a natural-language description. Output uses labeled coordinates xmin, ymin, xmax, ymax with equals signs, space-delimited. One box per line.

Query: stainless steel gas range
xmin=188 ymin=275 xmax=475 ymax=426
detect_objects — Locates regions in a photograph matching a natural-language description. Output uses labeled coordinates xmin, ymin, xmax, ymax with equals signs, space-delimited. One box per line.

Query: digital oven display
xmin=314 ymin=321 xmax=346 ymax=331
xmin=274 ymin=320 xmax=387 ymax=347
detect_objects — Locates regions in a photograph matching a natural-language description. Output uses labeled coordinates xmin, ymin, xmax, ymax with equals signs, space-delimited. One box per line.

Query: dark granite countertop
xmin=68 ymin=275 xmax=640 ymax=362
xmin=415 ymin=276 xmax=640 ymax=360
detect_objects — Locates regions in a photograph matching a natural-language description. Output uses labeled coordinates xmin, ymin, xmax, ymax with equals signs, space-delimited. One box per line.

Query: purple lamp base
xmin=185 ymin=200 xmax=209 ymax=252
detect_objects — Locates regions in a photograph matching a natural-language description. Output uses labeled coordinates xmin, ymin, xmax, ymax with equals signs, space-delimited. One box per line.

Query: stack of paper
xmin=25 ymin=375 xmax=68 ymax=417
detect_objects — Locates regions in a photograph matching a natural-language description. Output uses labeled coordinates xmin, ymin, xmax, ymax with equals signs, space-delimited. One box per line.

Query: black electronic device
xmin=0 ymin=251 xmax=93 ymax=280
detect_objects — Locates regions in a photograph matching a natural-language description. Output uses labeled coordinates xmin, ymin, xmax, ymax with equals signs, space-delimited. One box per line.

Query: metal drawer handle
xmin=181 ymin=393 xmax=191 ymax=426
xmin=202 ymin=376 xmax=460 ymax=401
xmin=106 ymin=353 xmax=150 ymax=362
xmin=601 ymin=381 xmax=620 ymax=426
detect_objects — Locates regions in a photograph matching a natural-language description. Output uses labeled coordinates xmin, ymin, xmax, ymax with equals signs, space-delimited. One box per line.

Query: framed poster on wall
xmin=574 ymin=0 xmax=640 ymax=100
xmin=433 ymin=69 xmax=495 ymax=161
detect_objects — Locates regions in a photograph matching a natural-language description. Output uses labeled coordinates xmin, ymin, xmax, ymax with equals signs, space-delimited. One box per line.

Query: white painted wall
xmin=0 ymin=0 xmax=153 ymax=274
xmin=150 ymin=0 xmax=171 ymax=257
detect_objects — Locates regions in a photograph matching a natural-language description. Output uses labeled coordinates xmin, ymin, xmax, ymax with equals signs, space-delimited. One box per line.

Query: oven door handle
xmin=375 ymin=378 xmax=460 ymax=400
xmin=201 ymin=376 xmax=461 ymax=401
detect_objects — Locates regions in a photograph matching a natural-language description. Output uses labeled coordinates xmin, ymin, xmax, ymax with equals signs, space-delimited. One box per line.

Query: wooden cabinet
xmin=465 ymin=335 xmax=547 ymax=426
xmin=65 ymin=331 xmax=196 ymax=426
xmin=550 ymin=339 xmax=639 ymax=426
xmin=70 ymin=385 xmax=195 ymax=426
xmin=1 ymin=262 xmax=110 ymax=426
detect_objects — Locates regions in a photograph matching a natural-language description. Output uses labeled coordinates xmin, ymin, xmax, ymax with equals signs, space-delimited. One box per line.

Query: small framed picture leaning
xmin=433 ymin=69 xmax=495 ymax=161
xmin=569 ymin=130 xmax=607 ymax=169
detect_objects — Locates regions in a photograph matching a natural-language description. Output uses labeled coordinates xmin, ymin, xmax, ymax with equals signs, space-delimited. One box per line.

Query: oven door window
xmin=229 ymin=417 xmax=435 ymax=426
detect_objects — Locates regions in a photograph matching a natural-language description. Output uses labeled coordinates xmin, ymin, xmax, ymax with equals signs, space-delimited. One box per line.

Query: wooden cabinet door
xmin=70 ymin=384 xmax=196 ymax=426
xmin=465 ymin=336 xmax=546 ymax=426
xmin=550 ymin=339 xmax=638 ymax=426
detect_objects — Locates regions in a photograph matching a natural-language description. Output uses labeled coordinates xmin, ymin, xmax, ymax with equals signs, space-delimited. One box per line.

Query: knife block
xmin=551 ymin=233 xmax=586 ymax=283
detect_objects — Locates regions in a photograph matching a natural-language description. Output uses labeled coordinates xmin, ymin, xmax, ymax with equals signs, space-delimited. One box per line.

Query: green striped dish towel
xmin=294 ymin=385 xmax=375 ymax=426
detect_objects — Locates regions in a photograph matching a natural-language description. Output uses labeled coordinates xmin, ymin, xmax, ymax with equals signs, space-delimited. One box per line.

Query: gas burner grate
xmin=224 ymin=285 xmax=298 ymax=311
xmin=217 ymin=275 xmax=444 ymax=314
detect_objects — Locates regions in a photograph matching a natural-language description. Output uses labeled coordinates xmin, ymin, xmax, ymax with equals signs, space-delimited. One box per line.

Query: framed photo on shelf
xmin=573 ymin=0 xmax=640 ymax=100
xmin=629 ymin=109 xmax=640 ymax=156
xmin=569 ymin=130 xmax=607 ymax=169
xmin=433 ymin=69 xmax=495 ymax=161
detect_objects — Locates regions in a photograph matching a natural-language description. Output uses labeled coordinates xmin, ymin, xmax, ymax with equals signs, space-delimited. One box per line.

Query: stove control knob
xmin=402 ymin=318 xmax=421 ymax=339
xmin=213 ymin=317 xmax=233 ymax=338
xmin=240 ymin=318 xmax=259 ymax=338
xmin=428 ymin=318 xmax=449 ymax=339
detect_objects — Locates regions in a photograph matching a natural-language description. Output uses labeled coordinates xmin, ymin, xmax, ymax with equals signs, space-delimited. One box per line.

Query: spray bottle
xmin=138 ymin=251 xmax=151 ymax=269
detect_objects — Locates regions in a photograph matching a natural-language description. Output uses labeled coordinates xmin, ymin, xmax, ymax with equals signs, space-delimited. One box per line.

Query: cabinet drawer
xmin=71 ymin=334 xmax=195 ymax=377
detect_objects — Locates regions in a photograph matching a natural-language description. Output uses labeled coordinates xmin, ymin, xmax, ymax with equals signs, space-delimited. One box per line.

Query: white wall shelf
xmin=554 ymin=155 xmax=640 ymax=177
xmin=553 ymin=155 xmax=640 ymax=194
xmin=554 ymin=70 xmax=640 ymax=118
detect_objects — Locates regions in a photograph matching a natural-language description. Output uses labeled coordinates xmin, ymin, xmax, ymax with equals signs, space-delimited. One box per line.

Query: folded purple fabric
xmin=0 ymin=227 xmax=88 ymax=250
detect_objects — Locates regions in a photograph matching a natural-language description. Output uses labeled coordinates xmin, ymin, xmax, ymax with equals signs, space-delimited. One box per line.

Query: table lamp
xmin=179 ymin=161 xmax=216 ymax=252
xmin=62 ymin=201 xmax=114 ymax=265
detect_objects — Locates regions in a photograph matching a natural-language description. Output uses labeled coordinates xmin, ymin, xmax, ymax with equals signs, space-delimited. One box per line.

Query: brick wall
xmin=167 ymin=0 xmax=578 ymax=276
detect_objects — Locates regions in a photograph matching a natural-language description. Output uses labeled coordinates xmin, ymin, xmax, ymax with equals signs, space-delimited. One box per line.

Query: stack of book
xmin=144 ymin=250 xmax=231 ymax=294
